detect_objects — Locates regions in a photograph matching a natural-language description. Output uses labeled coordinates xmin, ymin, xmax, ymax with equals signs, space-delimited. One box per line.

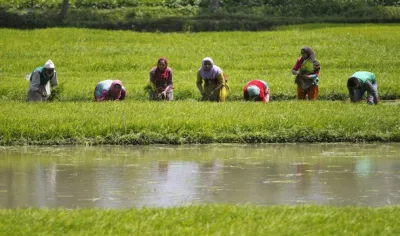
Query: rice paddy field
xmin=0 ymin=24 xmax=400 ymax=235
xmin=1 ymin=24 xmax=399 ymax=101
xmin=0 ymin=205 xmax=399 ymax=235
xmin=0 ymin=24 xmax=399 ymax=144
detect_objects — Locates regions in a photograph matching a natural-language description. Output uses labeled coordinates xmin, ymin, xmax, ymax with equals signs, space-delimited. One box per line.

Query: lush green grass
xmin=0 ymin=25 xmax=399 ymax=145
xmin=1 ymin=25 xmax=399 ymax=101
xmin=0 ymin=205 xmax=399 ymax=235
xmin=0 ymin=100 xmax=399 ymax=145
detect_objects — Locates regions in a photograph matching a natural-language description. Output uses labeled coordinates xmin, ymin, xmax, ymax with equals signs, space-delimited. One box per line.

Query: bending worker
xmin=94 ymin=80 xmax=126 ymax=101
xmin=243 ymin=79 xmax=270 ymax=103
xmin=26 ymin=59 xmax=58 ymax=102
xmin=347 ymin=71 xmax=378 ymax=105
xmin=196 ymin=57 xmax=229 ymax=102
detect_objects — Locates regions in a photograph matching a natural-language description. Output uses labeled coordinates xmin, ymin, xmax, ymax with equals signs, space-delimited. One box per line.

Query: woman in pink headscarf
xmin=94 ymin=80 xmax=126 ymax=101
xmin=149 ymin=57 xmax=173 ymax=101
xmin=196 ymin=57 xmax=228 ymax=102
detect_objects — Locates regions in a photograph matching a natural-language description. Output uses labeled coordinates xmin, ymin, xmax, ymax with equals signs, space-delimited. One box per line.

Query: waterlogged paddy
xmin=0 ymin=144 xmax=399 ymax=208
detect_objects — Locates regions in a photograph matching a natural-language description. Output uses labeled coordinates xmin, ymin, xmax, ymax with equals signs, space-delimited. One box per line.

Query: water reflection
xmin=0 ymin=144 xmax=399 ymax=208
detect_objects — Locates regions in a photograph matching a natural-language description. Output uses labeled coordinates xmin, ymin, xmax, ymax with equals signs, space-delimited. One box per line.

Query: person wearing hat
xmin=26 ymin=59 xmax=58 ymax=102
xmin=243 ymin=80 xmax=270 ymax=103
xmin=347 ymin=71 xmax=379 ymax=105
xmin=94 ymin=80 xmax=126 ymax=101
xmin=196 ymin=57 xmax=229 ymax=102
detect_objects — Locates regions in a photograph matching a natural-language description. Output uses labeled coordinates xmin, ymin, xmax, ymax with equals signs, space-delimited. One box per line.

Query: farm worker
xmin=94 ymin=80 xmax=126 ymax=101
xmin=148 ymin=57 xmax=173 ymax=101
xmin=347 ymin=71 xmax=379 ymax=105
xmin=243 ymin=80 xmax=270 ymax=103
xmin=26 ymin=59 xmax=58 ymax=102
xmin=196 ymin=57 xmax=229 ymax=102
xmin=291 ymin=46 xmax=321 ymax=100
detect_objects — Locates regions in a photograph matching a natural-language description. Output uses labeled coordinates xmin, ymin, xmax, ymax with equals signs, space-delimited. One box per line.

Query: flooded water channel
xmin=0 ymin=144 xmax=399 ymax=208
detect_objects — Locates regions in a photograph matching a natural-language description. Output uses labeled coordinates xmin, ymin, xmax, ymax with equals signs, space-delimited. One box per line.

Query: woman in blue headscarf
xmin=196 ymin=57 xmax=229 ymax=102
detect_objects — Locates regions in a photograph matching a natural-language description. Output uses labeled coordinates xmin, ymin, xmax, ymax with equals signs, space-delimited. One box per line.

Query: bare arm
xmin=210 ymin=73 xmax=224 ymax=94
xmin=165 ymin=69 xmax=173 ymax=92
xmin=365 ymin=81 xmax=379 ymax=104
xmin=196 ymin=71 xmax=206 ymax=96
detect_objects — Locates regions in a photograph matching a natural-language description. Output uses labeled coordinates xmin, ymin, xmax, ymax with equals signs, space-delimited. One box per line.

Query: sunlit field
xmin=0 ymin=24 xmax=399 ymax=145
xmin=1 ymin=24 xmax=399 ymax=101
xmin=0 ymin=205 xmax=399 ymax=235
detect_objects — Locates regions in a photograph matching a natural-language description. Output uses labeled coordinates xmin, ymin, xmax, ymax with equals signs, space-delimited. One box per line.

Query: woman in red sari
xmin=149 ymin=57 xmax=173 ymax=101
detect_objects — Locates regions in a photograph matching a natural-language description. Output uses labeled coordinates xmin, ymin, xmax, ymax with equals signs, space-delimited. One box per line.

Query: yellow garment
xmin=197 ymin=72 xmax=229 ymax=102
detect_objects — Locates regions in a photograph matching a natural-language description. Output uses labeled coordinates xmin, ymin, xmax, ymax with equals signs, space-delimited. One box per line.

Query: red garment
xmin=292 ymin=57 xmax=320 ymax=76
xmin=243 ymin=80 xmax=269 ymax=103
xmin=297 ymin=85 xmax=318 ymax=100
xmin=154 ymin=57 xmax=170 ymax=82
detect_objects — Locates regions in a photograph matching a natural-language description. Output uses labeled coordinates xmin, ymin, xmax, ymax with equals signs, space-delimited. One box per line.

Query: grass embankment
xmin=0 ymin=101 xmax=399 ymax=145
xmin=0 ymin=205 xmax=399 ymax=235
xmin=1 ymin=25 xmax=400 ymax=101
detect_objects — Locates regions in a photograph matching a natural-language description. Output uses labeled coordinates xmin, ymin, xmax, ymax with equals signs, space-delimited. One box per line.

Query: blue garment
xmin=94 ymin=80 xmax=113 ymax=97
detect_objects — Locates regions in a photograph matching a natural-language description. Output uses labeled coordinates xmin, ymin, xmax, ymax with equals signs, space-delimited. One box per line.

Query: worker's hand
xmin=157 ymin=91 xmax=166 ymax=99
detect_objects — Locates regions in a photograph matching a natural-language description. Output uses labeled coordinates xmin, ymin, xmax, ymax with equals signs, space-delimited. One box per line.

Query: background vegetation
xmin=0 ymin=205 xmax=399 ymax=235
xmin=0 ymin=0 xmax=400 ymax=30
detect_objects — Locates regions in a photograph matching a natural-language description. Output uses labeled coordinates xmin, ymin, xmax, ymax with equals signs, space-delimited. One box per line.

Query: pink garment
xmin=110 ymin=80 xmax=123 ymax=100
xmin=198 ymin=57 xmax=222 ymax=80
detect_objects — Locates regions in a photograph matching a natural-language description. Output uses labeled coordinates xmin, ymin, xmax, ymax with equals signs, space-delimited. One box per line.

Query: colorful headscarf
xmin=154 ymin=57 xmax=170 ymax=81
xmin=247 ymin=85 xmax=260 ymax=98
xmin=199 ymin=57 xmax=222 ymax=80
xmin=110 ymin=80 xmax=123 ymax=100
xmin=301 ymin=46 xmax=320 ymax=69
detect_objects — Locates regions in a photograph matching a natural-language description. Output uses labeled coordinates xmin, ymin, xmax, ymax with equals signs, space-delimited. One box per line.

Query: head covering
xmin=247 ymin=85 xmax=260 ymax=99
xmin=44 ymin=60 xmax=55 ymax=69
xmin=110 ymin=80 xmax=123 ymax=100
xmin=199 ymin=57 xmax=222 ymax=79
xmin=301 ymin=46 xmax=320 ymax=68
xmin=154 ymin=57 xmax=170 ymax=81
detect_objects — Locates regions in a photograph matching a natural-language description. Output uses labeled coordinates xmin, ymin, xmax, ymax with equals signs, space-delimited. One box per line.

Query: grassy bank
xmin=0 ymin=101 xmax=399 ymax=145
xmin=1 ymin=25 xmax=400 ymax=101
xmin=0 ymin=205 xmax=399 ymax=235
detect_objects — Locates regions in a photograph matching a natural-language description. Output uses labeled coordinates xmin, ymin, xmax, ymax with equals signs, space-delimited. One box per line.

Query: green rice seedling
xmin=0 ymin=205 xmax=398 ymax=235
xmin=1 ymin=25 xmax=399 ymax=102
xmin=0 ymin=100 xmax=398 ymax=145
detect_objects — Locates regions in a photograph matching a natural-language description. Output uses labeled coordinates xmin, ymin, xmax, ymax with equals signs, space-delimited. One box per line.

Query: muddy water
xmin=0 ymin=144 xmax=399 ymax=208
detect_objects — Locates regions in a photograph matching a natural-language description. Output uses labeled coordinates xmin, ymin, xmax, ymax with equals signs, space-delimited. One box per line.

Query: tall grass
xmin=0 ymin=205 xmax=399 ymax=235
xmin=0 ymin=101 xmax=398 ymax=145
xmin=0 ymin=25 xmax=399 ymax=101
